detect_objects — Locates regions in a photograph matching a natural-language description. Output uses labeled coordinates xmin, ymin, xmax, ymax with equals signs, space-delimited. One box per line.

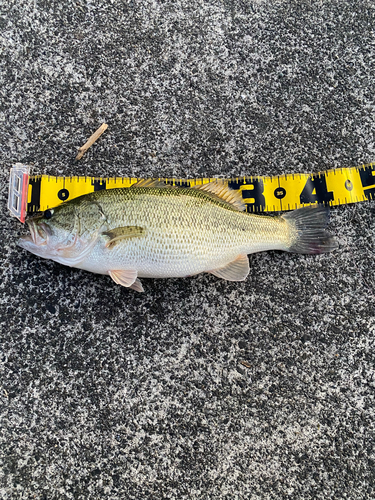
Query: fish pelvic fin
xmin=282 ymin=205 xmax=338 ymax=254
xmin=129 ymin=278 xmax=144 ymax=292
xmin=109 ymin=270 xmax=144 ymax=292
xmin=209 ymin=254 xmax=250 ymax=281
xmin=103 ymin=226 xmax=145 ymax=248
xmin=192 ymin=181 xmax=246 ymax=211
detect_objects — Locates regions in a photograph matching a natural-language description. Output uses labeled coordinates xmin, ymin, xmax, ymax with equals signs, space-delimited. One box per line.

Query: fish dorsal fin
xmin=192 ymin=181 xmax=245 ymax=211
xmin=209 ymin=254 xmax=250 ymax=281
xmin=103 ymin=226 xmax=145 ymax=248
xmin=130 ymin=179 xmax=168 ymax=189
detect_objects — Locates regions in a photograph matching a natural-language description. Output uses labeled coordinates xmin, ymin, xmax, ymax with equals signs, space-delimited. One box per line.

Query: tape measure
xmin=8 ymin=163 xmax=375 ymax=223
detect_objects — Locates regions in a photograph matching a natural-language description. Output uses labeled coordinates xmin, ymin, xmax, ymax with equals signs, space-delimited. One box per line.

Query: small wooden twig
xmin=240 ymin=360 xmax=251 ymax=368
xmin=76 ymin=123 xmax=108 ymax=160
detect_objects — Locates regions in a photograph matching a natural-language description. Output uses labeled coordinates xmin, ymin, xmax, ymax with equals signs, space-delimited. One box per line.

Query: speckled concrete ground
xmin=1 ymin=1 xmax=374 ymax=499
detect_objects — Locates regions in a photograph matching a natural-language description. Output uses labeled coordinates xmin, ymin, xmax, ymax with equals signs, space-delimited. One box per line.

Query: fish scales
xmin=81 ymin=187 xmax=290 ymax=278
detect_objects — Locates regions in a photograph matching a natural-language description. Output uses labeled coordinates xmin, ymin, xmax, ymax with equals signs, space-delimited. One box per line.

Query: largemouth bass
xmin=18 ymin=180 xmax=337 ymax=292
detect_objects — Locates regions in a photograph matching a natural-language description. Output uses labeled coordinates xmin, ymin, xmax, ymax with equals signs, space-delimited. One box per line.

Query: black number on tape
xmin=274 ymin=187 xmax=286 ymax=199
xmin=229 ymin=178 xmax=266 ymax=212
xmin=92 ymin=179 xmax=107 ymax=191
xmin=58 ymin=189 xmax=70 ymax=201
xmin=28 ymin=177 xmax=42 ymax=212
xmin=359 ymin=165 xmax=375 ymax=200
xmin=300 ymin=176 xmax=334 ymax=204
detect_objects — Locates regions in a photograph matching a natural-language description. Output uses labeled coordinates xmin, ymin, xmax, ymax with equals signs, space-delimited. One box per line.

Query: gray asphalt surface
xmin=1 ymin=1 xmax=375 ymax=499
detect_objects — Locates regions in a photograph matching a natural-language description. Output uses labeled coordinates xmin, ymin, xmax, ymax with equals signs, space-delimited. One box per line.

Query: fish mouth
xmin=18 ymin=217 xmax=99 ymax=267
xmin=18 ymin=219 xmax=52 ymax=257
xmin=18 ymin=214 xmax=102 ymax=266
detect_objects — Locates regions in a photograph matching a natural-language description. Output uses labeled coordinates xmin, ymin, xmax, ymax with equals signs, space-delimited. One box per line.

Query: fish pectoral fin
xmin=209 ymin=254 xmax=250 ymax=281
xmin=103 ymin=226 xmax=145 ymax=248
xmin=109 ymin=269 xmax=144 ymax=292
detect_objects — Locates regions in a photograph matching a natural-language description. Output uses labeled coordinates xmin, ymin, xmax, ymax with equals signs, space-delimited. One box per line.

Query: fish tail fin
xmin=282 ymin=205 xmax=338 ymax=254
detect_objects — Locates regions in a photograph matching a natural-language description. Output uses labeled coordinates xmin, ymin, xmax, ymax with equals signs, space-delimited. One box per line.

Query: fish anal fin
xmin=103 ymin=226 xmax=145 ymax=248
xmin=209 ymin=254 xmax=250 ymax=281
xmin=192 ymin=181 xmax=245 ymax=211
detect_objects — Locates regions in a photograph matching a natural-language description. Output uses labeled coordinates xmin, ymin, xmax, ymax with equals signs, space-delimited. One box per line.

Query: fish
xmin=18 ymin=180 xmax=337 ymax=292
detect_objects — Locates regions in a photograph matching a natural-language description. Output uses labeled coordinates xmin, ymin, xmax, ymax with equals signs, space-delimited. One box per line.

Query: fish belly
xmin=78 ymin=231 xmax=244 ymax=278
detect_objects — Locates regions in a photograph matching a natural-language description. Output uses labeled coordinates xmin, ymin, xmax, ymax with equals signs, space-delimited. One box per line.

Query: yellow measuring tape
xmin=26 ymin=163 xmax=375 ymax=215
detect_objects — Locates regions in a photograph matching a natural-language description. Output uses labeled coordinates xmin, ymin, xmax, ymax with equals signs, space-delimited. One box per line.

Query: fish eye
xmin=44 ymin=209 xmax=54 ymax=220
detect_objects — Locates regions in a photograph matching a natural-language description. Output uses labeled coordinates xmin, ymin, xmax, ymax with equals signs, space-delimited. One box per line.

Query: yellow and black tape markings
xmin=27 ymin=163 xmax=375 ymax=214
